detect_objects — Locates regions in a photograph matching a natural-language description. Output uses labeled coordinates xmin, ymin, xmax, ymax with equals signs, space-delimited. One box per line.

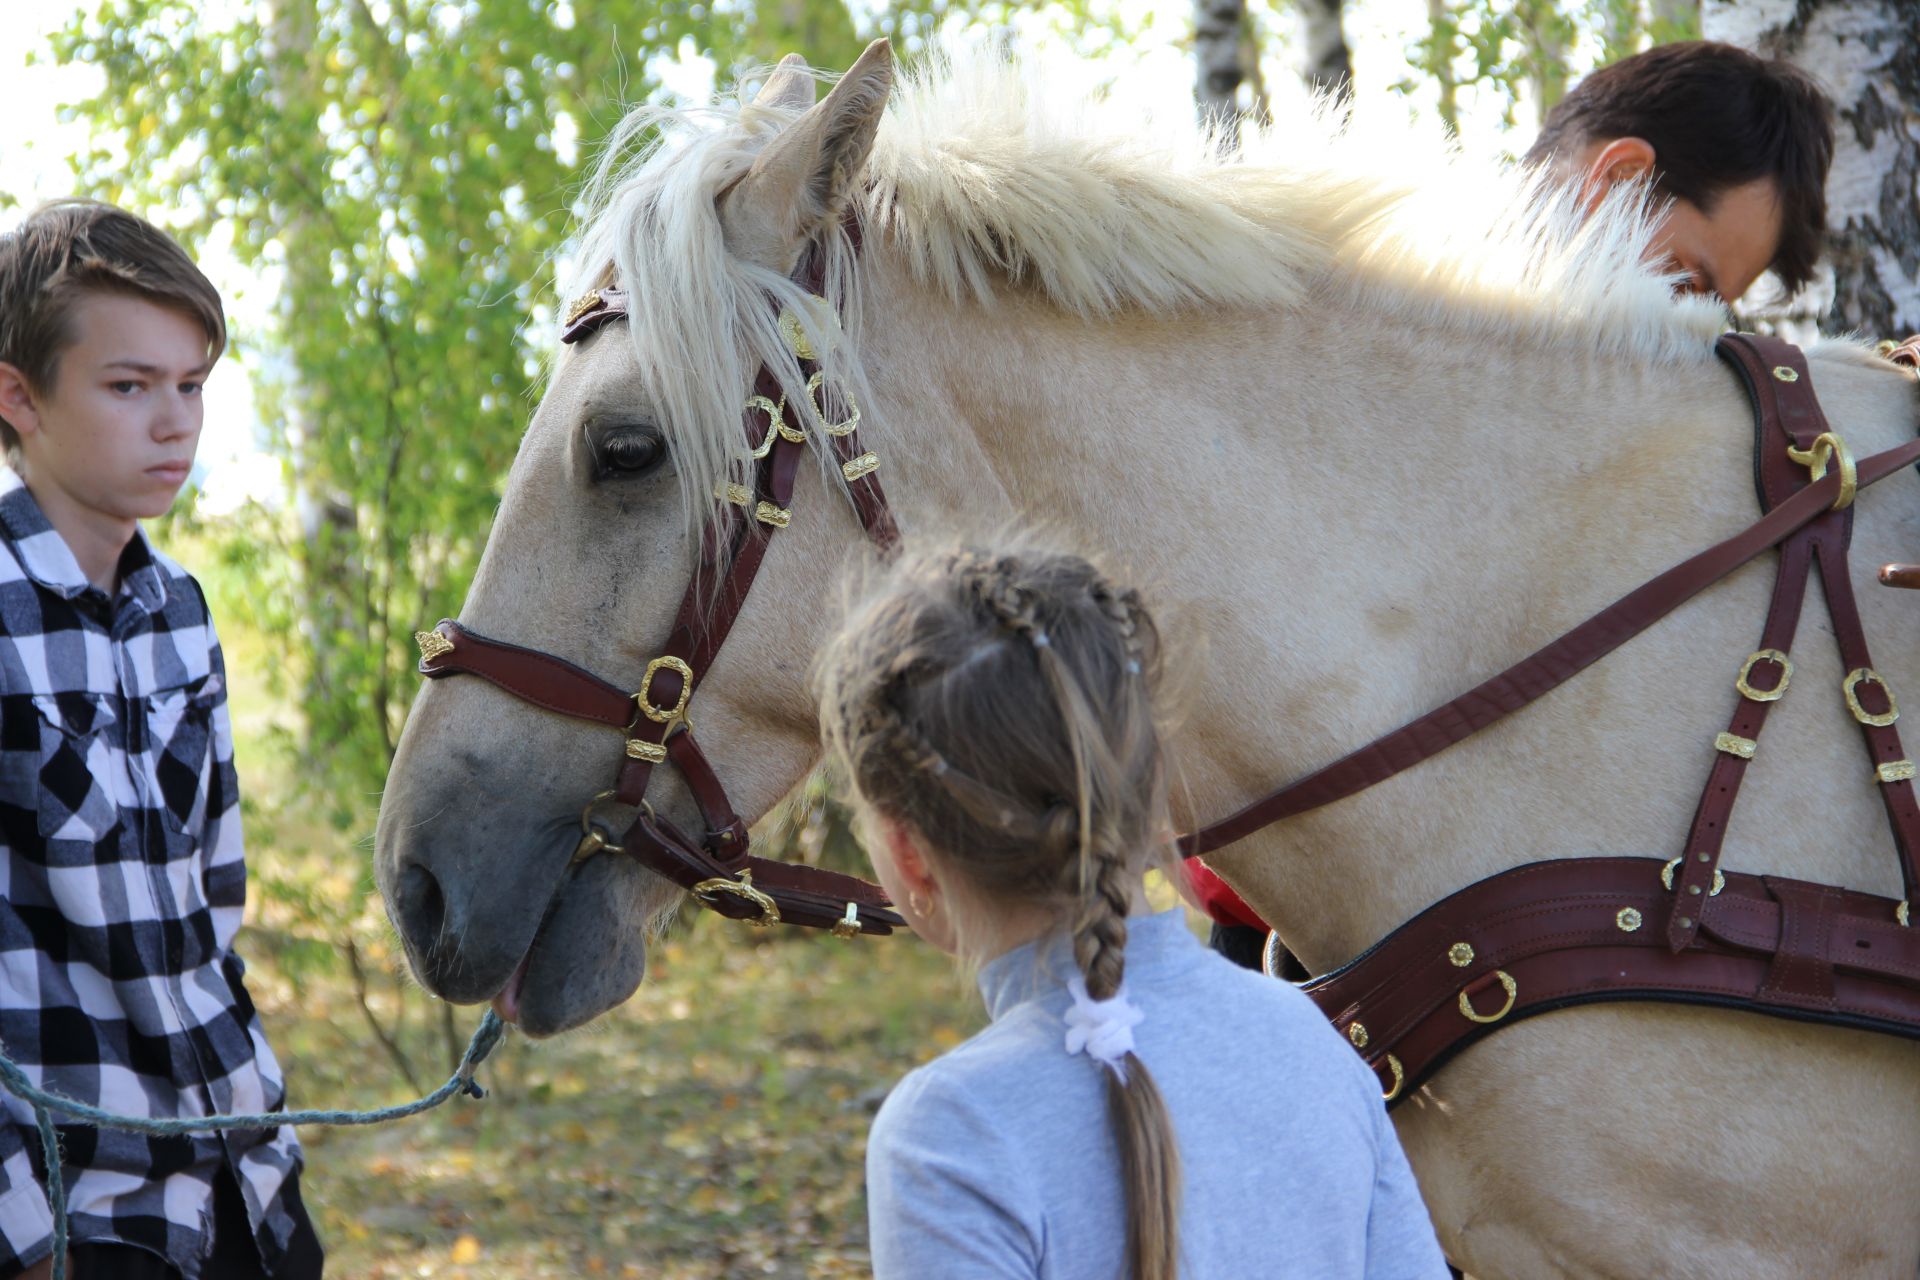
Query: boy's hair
xmin=1525 ymin=41 xmax=1835 ymax=292
xmin=0 ymin=199 xmax=226 ymax=455
xmin=817 ymin=538 xmax=1182 ymax=1280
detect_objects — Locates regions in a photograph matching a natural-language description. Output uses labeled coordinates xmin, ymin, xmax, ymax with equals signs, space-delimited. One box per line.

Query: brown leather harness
xmin=410 ymin=249 xmax=907 ymax=938
xmin=1178 ymin=333 xmax=1920 ymax=1104
xmin=404 ymin=244 xmax=1920 ymax=1098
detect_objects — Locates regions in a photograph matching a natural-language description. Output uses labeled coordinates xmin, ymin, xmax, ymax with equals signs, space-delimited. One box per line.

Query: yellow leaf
xmin=137 ymin=114 xmax=157 ymax=139
xmin=449 ymin=1235 xmax=482 ymax=1264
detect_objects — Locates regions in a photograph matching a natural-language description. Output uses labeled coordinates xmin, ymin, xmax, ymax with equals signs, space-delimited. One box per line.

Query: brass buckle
xmin=1734 ymin=649 xmax=1792 ymax=702
xmin=1458 ymin=970 xmax=1517 ymax=1024
xmin=1786 ymin=431 xmax=1856 ymax=510
xmin=692 ymin=870 xmax=782 ymax=928
xmin=806 ymin=372 xmax=860 ymax=436
xmin=1844 ymin=667 xmax=1899 ymax=727
xmin=636 ymin=656 xmax=695 ymax=726
xmin=1662 ymin=856 xmax=1725 ymax=896
xmin=744 ymin=396 xmax=784 ymax=458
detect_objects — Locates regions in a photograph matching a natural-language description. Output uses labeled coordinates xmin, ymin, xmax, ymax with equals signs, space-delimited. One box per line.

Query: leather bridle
xmin=411 ymin=244 xmax=906 ymax=937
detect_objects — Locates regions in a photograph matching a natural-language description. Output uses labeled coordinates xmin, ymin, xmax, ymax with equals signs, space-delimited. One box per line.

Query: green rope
xmin=0 ymin=1010 xmax=506 ymax=1280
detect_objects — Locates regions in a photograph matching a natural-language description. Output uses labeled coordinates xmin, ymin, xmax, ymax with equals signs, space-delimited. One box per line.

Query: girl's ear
xmin=880 ymin=815 xmax=938 ymax=896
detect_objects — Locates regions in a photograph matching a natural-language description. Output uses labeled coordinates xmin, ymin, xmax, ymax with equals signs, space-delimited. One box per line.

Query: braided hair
xmin=817 ymin=541 xmax=1181 ymax=1280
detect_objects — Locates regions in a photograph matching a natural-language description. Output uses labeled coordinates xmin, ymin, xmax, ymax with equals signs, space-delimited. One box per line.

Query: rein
xmin=1180 ymin=335 xmax=1920 ymax=862
xmin=412 ymin=243 xmax=906 ymax=937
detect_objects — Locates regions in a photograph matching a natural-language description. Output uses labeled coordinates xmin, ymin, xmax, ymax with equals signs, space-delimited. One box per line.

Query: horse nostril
xmin=393 ymin=860 xmax=448 ymax=949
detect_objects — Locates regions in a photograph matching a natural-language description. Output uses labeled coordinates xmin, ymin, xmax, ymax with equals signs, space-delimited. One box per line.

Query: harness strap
xmin=1182 ymin=336 xmax=1920 ymax=857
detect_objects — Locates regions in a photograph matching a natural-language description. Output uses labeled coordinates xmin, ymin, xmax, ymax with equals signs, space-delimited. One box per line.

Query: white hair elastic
xmin=1064 ymin=975 xmax=1144 ymax=1083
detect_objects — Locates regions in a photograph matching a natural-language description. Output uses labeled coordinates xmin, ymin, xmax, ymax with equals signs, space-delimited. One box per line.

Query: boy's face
xmin=0 ymin=290 xmax=212 ymax=522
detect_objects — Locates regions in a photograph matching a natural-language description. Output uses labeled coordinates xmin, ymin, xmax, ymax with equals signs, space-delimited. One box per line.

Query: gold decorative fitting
xmin=691 ymin=870 xmax=782 ymax=928
xmin=1899 ymin=901 xmax=1911 ymax=928
xmin=832 ymin=902 xmax=861 ymax=940
xmin=1380 ymin=1054 xmax=1405 ymax=1103
xmin=1458 ymin=970 xmax=1518 ymax=1024
xmin=573 ymin=790 xmax=630 ymax=865
xmin=1771 ymin=365 xmax=1800 ymax=383
xmin=1734 ymin=649 xmax=1792 ymax=702
xmin=414 ymin=629 xmax=455 ymax=663
xmin=744 ymin=396 xmax=784 ymax=458
xmin=842 ymin=452 xmax=880 ymax=482
xmin=718 ymin=482 xmax=753 ymax=507
xmin=562 ymin=289 xmax=604 ymax=327
xmin=1347 ymin=1021 xmax=1370 ymax=1049
xmin=1714 ymin=732 xmax=1757 ymax=760
xmin=1877 ymin=339 xmax=1899 ymax=358
xmin=1878 ymin=760 xmax=1916 ymax=784
xmin=754 ymin=501 xmax=792 ymax=529
xmin=1844 ymin=668 xmax=1900 ymax=727
xmin=1787 ymin=431 xmax=1857 ymax=510
xmin=777 ymin=307 xmax=817 ymax=360
xmin=1616 ymin=907 xmax=1642 ymax=932
xmin=1662 ymin=857 xmax=1725 ymax=896
xmin=625 ymin=738 xmax=667 ymax=764
xmin=1448 ymin=942 xmax=1474 ymax=968
xmin=636 ymin=655 xmax=695 ymax=725
xmin=806 ymin=372 xmax=861 ymax=436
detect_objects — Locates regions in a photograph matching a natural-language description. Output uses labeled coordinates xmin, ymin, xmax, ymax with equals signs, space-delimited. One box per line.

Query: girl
xmin=816 ymin=540 xmax=1448 ymax=1280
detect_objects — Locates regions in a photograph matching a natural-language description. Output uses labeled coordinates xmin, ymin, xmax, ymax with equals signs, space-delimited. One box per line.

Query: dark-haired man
xmin=1198 ymin=42 xmax=1840 ymax=973
xmin=1525 ymin=40 xmax=1835 ymax=304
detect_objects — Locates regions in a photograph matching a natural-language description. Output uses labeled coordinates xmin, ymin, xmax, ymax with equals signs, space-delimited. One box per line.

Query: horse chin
xmin=498 ymin=850 xmax=660 ymax=1037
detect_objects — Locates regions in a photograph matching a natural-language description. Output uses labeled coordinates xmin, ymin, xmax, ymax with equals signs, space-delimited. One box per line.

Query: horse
xmin=373 ymin=41 xmax=1920 ymax=1278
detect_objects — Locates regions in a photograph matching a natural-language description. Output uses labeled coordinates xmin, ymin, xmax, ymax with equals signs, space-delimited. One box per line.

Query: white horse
xmin=374 ymin=42 xmax=1920 ymax=1278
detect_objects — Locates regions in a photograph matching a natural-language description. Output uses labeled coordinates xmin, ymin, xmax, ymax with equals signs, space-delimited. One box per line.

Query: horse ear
xmin=721 ymin=38 xmax=893 ymax=273
xmin=754 ymin=54 xmax=816 ymax=113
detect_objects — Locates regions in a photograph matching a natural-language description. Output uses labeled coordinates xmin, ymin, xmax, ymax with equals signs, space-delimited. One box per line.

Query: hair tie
xmin=1032 ymin=630 xmax=1051 ymax=648
xmin=1064 ymin=975 xmax=1144 ymax=1083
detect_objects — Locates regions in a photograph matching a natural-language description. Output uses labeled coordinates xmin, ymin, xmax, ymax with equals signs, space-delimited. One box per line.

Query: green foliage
xmin=1398 ymin=0 xmax=1697 ymax=134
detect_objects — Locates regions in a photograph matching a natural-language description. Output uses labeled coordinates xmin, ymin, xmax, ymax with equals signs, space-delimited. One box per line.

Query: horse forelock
xmin=562 ymin=49 xmax=1733 ymax=540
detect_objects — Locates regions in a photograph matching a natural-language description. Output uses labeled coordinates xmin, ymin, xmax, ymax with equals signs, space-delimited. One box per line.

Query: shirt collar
xmin=0 ymin=466 xmax=169 ymax=612
xmin=976 ymin=906 xmax=1197 ymax=1022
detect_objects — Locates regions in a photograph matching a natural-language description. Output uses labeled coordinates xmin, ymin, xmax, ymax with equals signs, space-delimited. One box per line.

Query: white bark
xmin=1296 ymin=0 xmax=1352 ymax=101
xmin=1194 ymin=0 xmax=1250 ymax=126
xmin=1704 ymin=0 xmax=1920 ymax=336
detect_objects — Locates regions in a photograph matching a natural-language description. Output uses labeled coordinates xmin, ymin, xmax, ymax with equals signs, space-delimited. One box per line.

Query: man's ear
xmin=1578 ymin=136 xmax=1657 ymax=213
xmin=719 ymin=38 xmax=893 ymax=273
xmin=0 ymin=363 xmax=43 ymax=441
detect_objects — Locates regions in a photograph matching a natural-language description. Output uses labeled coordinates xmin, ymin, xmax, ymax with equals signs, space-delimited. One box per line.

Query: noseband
xmin=412 ymin=243 xmax=906 ymax=937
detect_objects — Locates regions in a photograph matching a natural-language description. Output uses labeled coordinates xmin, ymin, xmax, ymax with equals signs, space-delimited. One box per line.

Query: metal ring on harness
xmin=1458 ymin=969 xmax=1517 ymax=1024
xmin=574 ymin=790 xmax=641 ymax=865
xmin=1786 ymin=431 xmax=1856 ymax=511
xmin=1378 ymin=1053 xmax=1405 ymax=1102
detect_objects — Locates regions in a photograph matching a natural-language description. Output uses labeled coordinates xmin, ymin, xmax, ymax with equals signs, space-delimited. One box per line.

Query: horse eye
xmin=591 ymin=427 xmax=665 ymax=479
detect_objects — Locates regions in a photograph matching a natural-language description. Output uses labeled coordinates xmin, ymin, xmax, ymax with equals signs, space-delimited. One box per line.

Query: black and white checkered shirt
xmin=0 ymin=469 xmax=302 ymax=1277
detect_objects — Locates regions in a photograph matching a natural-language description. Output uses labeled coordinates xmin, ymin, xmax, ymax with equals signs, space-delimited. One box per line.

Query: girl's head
xmin=816 ymin=537 xmax=1183 ymax=1280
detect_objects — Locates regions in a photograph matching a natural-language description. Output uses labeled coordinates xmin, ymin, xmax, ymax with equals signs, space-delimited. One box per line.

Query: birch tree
xmin=1704 ymin=0 xmax=1920 ymax=336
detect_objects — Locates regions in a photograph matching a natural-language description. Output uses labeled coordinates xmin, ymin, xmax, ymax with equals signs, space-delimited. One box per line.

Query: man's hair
xmin=0 ymin=199 xmax=225 ymax=455
xmin=1526 ymin=41 xmax=1836 ymax=293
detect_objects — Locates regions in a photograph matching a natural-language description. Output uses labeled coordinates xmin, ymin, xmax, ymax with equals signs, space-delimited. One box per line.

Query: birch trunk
xmin=1704 ymin=0 xmax=1920 ymax=336
xmin=1297 ymin=0 xmax=1352 ymax=101
xmin=1194 ymin=0 xmax=1250 ymax=126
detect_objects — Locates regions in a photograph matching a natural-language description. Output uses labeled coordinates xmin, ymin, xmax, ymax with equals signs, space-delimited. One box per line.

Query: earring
xmin=907 ymin=889 xmax=932 ymax=918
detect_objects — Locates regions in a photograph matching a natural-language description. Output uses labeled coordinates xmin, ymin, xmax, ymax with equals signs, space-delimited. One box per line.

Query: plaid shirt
xmin=0 ymin=469 xmax=301 ymax=1277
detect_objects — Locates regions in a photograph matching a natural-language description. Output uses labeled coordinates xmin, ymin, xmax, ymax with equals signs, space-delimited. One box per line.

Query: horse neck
xmin=857 ymin=255 xmax=1757 ymax=960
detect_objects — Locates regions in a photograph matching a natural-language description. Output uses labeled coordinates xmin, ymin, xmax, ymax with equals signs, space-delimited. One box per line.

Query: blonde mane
xmin=569 ymin=51 xmax=1728 ymax=536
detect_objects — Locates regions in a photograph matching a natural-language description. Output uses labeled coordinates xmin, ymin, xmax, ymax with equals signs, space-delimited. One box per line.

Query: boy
xmin=0 ymin=201 xmax=320 ymax=1279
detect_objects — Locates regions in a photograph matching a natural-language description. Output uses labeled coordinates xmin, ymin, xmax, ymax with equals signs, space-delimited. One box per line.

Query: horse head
xmin=374 ymin=43 xmax=896 ymax=1036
